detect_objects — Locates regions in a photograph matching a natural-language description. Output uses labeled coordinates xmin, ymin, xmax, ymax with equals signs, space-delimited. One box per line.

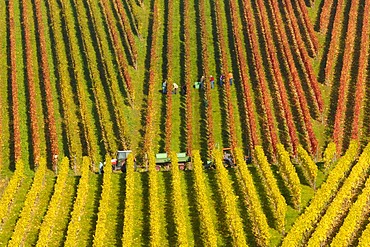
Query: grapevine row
xmin=228 ymin=0 xmax=259 ymax=148
xmin=198 ymin=0 xmax=215 ymax=154
xmin=45 ymin=0 xmax=83 ymax=167
xmin=276 ymin=144 xmax=301 ymax=209
xmin=246 ymin=0 xmax=291 ymax=153
xmin=21 ymin=0 xmax=41 ymax=164
xmin=332 ymin=0 xmax=361 ymax=154
xmin=143 ymin=0 xmax=160 ymax=153
xmin=148 ymin=150 xmax=161 ymax=246
xmin=0 ymin=160 xmax=25 ymax=224
xmin=165 ymin=83 xmax=173 ymax=153
xmin=319 ymin=0 xmax=335 ymax=32
xmin=269 ymin=0 xmax=318 ymax=154
xmin=0 ymin=0 xmax=5 ymax=169
xmin=87 ymin=0 xmax=130 ymax=150
xmin=234 ymin=148 xmax=270 ymax=246
xmin=8 ymin=0 xmax=21 ymax=161
xmin=264 ymin=0 xmax=310 ymax=151
xmin=8 ymin=158 xmax=47 ymax=246
xmin=297 ymin=145 xmax=318 ymax=189
xmin=112 ymin=0 xmax=138 ymax=68
xmin=358 ymin=221 xmax=370 ymax=246
xmin=296 ymin=0 xmax=319 ymax=54
xmin=92 ymin=156 xmax=112 ymax=246
xmin=183 ymin=0 xmax=193 ymax=154
xmin=213 ymin=149 xmax=247 ymax=245
xmin=255 ymin=146 xmax=286 ymax=232
xmin=55 ymin=0 xmax=100 ymax=164
xmin=307 ymin=142 xmax=370 ymax=246
xmin=64 ymin=157 xmax=91 ymax=246
xmin=121 ymin=154 xmax=136 ymax=246
xmin=323 ymin=142 xmax=336 ymax=171
xmin=282 ymin=0 xmax=324 ymax=114
xmin=351 ymin=0 xmax=370 ymax=140
xmin=331 ymin=176 xmax=370 ymax=246
xmin=213 ymin=0 xmax=237 ymax=149
xmin=241 ymin=0 xmax=279 ymax=153
xmin=126 ymin=0 xmax=141 ymax=37
xmin=34 ymin=0 xmax=59 ymax=166
xmin=282 ymin=141 xmax=358 ymax=246
xmin=169 ymin=152 xmax=189 ymax=246
xmin=192 ymin=150 xmax=217 ymax=246
xmin=99 ymin=0 xmax=134 ymax=102
xmin=255 ymin=0 xmax=299 ymax=153
xmin=36 ymin=157 xmax=70 ymax=247
xmin=324 ymin=0 xmax=346 ymax=84
xmin=164 ymin=0 xmax=174 ymax=153
xmin=71 ymin=0 xmax=119 ymax=153
xmin=183 ymin=0 xmax=193 ymax=155
xmin=286 ymin=0 xmax=316 ymax=57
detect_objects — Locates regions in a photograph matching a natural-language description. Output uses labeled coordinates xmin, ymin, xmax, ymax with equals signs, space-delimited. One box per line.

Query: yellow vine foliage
xmin=65 ymin=156 xmax=91 ymax=246
xmin=8 ymin=158 xmax=47 ymax=246
xmin=36 ymin=157 xmax=70 ymax=247
xmin=170 ymin=152 xmax=189 ymax=247
xmin=255 ymin=146 xmax=286 ymax=232
xmin=212 ymin=149 xmax=247 ymax=246
xmin=331 ymin=177 xmax=370 ymax=246
xmin=50 ymin=0 xmax=100 ymax=164
xmin=192 ymin=150 xmax=217 ymax=246
xmin=148 ymin=150 xmax=161 ymax=247
xmin=234 ymin=148 xmax=270 ymax=246
xmin=358 ymin=221 xmax=370 ymax=246
xmin=323 ymin=142 xmax=336 ymax=171
xmin=93 ymin=156 xmax=112 ymax=247
xmin=297 ymin=145 xmax=318 ymax=189
xmin=307 ymin=143 xmax=370 ymax=246
xmin=122 ymin=154 xmax=136 ymax=246
xmin=0 ymin=160 xmax=24 ymax=224
xmin=282 ymin=141 xmax=358 ymax=247
xmin=276 ymin=144 xmax=301 ymax=210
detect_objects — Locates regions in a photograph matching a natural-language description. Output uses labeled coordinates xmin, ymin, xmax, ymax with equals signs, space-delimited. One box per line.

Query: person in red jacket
xmin=210 ymin=75 xmax=215 ymax=89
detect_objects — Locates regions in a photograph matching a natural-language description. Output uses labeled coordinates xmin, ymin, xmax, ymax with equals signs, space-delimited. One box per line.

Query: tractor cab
xmin=111 ymin=150 xmax=133 ymax=172
xmin=204 ymin=148 xmax=235 ymax=169
xmin=222 ymin=148 xmax=236 ymax=168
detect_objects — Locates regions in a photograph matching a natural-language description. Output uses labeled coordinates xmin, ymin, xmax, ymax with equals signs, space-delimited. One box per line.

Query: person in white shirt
xmin=173 ymin=83 xmax=179 ymax=94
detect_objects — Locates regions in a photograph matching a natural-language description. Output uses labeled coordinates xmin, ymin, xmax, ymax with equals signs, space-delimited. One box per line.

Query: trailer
xmin=154 ymin=152 xmax=191 ymax=171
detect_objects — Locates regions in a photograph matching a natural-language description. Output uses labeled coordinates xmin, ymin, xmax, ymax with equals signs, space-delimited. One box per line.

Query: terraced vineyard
xmin=1 ymin=0 xmax=370 ymax=246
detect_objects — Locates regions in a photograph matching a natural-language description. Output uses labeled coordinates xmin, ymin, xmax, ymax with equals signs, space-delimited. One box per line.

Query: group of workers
xmin=195 ymin=72 xmax=234 ymax=90
xmin=161 ymin=72 xmax=234 ymax=94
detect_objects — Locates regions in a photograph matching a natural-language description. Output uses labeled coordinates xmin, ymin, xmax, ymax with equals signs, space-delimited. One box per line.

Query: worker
xmin=121 ymin=158 xmax=127 ymax=173
xmin=200 ymin=75 xmax=205 ymax=90
xmin=210 ymin=75 xmax=215 ymax=89
xmin=219 ymin=74 xmax=225 ymax=86
xmin=199 ymin=81 xmax=203 ymax=90
xmin=99 ymin=162 xmax=104 ymax=174
xmin=223 ymin=152 xmax=233 ymax=167
xmin=194 ymin=81 xmax=200 ymax=89
xmin=162 ymin=80 xmax=167 ymax=94
xmin=228 ymin=71 xmax=233 ymax=85
xmin=173 ymin=83 xmax=179 ymax=94
xmin=200 ymin=75 xmax=205 ymax=83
